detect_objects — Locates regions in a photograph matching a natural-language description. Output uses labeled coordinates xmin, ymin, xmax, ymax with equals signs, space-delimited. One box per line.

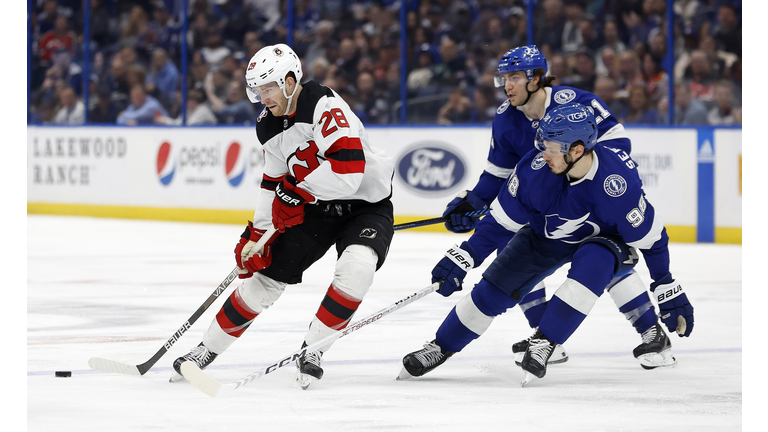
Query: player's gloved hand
xmin=442 ymin=190 xmax=488 ymax=233
xmin=234 ymin=221 xmax=277 ymax=279
xmin=272 ymin=175 xmax=315 ymax=233
xmin=652 ymin=277 xmax=694 ymax=337
xmin=432 ymin=241 xmax=478 ymax=297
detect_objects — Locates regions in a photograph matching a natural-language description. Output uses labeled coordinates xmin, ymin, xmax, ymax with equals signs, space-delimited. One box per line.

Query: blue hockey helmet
xmin=535 ymin=103 xmax=598 ymax=154
xmin=494 ymin=45 xmax=548 ymax=87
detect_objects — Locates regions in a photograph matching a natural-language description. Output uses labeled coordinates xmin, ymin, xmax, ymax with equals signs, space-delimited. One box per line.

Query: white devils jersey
xmin=250 ymin=80 xmax=394 ymax=230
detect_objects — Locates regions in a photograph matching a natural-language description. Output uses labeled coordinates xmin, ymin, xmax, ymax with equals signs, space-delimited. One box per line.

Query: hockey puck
xmin=55 ymin=371 xmax=72 ymax=378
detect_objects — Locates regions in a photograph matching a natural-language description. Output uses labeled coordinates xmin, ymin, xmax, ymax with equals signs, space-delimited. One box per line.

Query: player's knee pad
xmin=333 ymin=244 xmax=377 ymax=300
xmin=237 ymin=272 xmax=287 ymax=313
xmin=579 ymin=235 xmax=639 ymax=278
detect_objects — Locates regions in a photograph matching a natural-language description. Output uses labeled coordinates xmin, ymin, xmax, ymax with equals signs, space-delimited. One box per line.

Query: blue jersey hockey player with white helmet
xmin=402 ymin=103 xmax=695 ymax=385
xmin=434 ymin=45 xmax=668 ymax=367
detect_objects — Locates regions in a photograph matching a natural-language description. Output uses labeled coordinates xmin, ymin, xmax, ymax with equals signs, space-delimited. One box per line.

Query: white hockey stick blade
xmin=88 ymin=357 xmax=141 ymax=376
xmin=180 ymin=362 xmax=223 ymax=397
xmin=183 ymin=282 xmax=440 ymax=397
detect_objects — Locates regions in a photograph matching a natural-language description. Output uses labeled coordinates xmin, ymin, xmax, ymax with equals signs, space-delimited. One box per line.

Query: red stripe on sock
xmin=326 ymin=284 xmax=362 ymax=310
xmin=315 ymin=305 xmax=352 ymax=330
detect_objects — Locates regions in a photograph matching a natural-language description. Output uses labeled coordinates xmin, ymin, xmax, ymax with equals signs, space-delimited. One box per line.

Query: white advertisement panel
xmin=622 ymin=128 xmax=699 ymax=226
xmin=714 ymin=129 xmax=742 ymax=228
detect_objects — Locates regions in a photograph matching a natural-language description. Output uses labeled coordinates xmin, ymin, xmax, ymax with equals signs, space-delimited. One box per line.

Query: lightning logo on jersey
xmin=544 ymin=213 xmax=600 ymax=243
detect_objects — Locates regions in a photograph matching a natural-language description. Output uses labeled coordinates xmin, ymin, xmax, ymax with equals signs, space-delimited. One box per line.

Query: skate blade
xmin=396 ymin=367 xmax=415 ymax=380
xmin=521 ymin=372 xmax=537 ymax=387
xmin=638 ymin=349 xmax=677 ymax=370
xmin=515 ymin=351 xmax=568 ymax=367
xmin=169 ymin=371 xmax=186 ymax=383
xmin=296 ymin=372 xmax=317 ymax=390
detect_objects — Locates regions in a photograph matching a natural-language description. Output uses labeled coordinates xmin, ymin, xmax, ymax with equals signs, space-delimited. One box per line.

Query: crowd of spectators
xmin=28 ymin=0 xmax=742 ymax=126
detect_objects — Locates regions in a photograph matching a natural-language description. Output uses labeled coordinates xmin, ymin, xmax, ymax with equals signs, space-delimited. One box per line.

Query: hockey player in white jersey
xmin=171 ymin=44 xmax=396 ymax=389
xmin=432 ymin=45 xmax=671 ymax=367
xmin=400 ymin=103 xmax=694 ymax=384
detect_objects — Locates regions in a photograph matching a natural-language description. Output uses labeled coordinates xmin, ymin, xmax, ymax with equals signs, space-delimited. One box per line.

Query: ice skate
xmin=170 ymin=342 xmax=218 ymax=383
xmin=397 ymin=340 xmax=455 ymax=380
xmin=633 ymin=322 xmax=677 ymax=370
xmin=296 ymin=343 xmax=324 ymax=390
xmin=520 ymin=330 xmax=556 ymax=387
xmin=512 ymin=330 xmax=568 ymax=366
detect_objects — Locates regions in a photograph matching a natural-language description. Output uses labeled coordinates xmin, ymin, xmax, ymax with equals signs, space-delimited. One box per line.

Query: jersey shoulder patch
xmin=497 ymin=99 xmax=511 ymax=114
xmin=553 ymin=88 xmax=576 ymax=104
xmin=603 ymin=174 xmax=628 ymax=197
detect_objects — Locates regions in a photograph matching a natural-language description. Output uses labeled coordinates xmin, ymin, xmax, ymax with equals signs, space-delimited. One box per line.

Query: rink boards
xmin=26 ymin=125 xmax=742 ymax=244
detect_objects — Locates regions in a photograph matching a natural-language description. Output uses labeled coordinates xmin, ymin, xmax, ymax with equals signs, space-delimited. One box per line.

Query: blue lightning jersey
xmin=473 ymin=86 xmax=631 ymax=205
xmin=486 ymin=145 xmax=672 ymax=284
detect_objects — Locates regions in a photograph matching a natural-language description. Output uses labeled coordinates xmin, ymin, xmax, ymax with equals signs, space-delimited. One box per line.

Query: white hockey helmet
xmin=244 ymin=44 xmax=303 ymax=103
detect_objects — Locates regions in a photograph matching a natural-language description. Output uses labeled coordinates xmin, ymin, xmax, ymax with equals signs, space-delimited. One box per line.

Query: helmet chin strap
xmin=557 ymin=152 xmax=586 ymax=177
xmin=519 ymin=79 xmax=540 ymax=106
xmin=282 ymin=82 xmax=300 ymax=115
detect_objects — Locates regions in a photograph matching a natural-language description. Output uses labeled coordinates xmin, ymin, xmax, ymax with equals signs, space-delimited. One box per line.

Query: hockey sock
xmin=305 ymin=284 xmax=363 ymax=352
xmin=607 ymin=271 xmax=658 ymax=334
xmin=518 ymin=281 xmax=547 ymax=328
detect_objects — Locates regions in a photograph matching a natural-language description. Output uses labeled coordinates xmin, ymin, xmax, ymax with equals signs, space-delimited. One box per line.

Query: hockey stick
xmin=88 ymin=227 xmax=278 ymax=376
xmin=181 ymin=281 xmax=441 ymax=397
xmin=392 ymin=208 xmax=489 ymax=231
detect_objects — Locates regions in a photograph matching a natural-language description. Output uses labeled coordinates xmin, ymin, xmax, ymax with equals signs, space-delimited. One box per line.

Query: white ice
xmin=26 ymin=215 xmax=744 ymax=431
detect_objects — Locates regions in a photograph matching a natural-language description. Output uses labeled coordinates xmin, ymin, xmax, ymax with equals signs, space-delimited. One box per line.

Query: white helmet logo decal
xmin=274 ymin=47 xmax=283 ymax=56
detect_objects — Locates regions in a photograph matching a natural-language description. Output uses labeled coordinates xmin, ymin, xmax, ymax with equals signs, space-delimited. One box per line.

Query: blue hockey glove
xmin=442 ymin=190 xmax=488 ymax=233
xmin=652 ymin=279 xmax=694 ymax=337
xmin=432 ymin=242 xmax=478 ymax=297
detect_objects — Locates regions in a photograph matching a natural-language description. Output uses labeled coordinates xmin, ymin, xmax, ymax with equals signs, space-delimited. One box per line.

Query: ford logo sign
xmin=396 ymin=142 xmax=466 ymax=195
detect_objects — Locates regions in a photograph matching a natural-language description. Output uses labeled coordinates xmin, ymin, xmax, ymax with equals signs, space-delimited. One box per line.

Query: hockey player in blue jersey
xmin=400 ymin=103 xmax=694 ymax=384
xmin=435 ymin=45 xmax=663 ymax=367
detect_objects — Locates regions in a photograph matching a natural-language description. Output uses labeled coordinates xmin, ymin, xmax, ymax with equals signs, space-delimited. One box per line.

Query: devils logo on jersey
xmin=287 ymin=140 xmax=323 ymax=182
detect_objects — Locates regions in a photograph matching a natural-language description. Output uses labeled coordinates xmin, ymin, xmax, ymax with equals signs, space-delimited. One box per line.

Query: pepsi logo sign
xmin=156 ymin=141 xmax=175 ymax=186
xmin=396 ymin=142 xmax=466 ymax=195
xmin=225 ymin=141 xmax=245 ymax=187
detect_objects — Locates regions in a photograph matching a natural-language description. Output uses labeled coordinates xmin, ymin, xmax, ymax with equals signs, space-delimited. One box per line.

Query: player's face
xmin=502 ymin=71 xmax=532 ymax=106
xmin=541 ymin=140 xmax=569 ymax=174
xmin=256 ymin=82 xmax=289 ymax=116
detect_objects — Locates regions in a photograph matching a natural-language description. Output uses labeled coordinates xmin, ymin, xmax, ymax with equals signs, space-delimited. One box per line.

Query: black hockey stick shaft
xmin=88 ymin=227 xmax=278 ymax=376
xmin=393 ymin=208 xmax=489 ymax=231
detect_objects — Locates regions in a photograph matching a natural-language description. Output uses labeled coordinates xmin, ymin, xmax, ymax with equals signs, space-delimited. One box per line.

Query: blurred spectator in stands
xmin=473 ymin=14 xmax=504 ymax=48
xmin=216 ymin=0 xmax=252 ymax=52
xmin=616 ymin=50 xmax=644 ymax=99
xmin=579 ymin=17 xmax=603 ymax=53
xmin=647 ymin=32 xmax=671 ymax=70
xmin=36 ymin=0 xmax=61 ymax=36
xmin=51 ymin=49 xmax=83 ymax=95
xmin=572 ymin=50 xmax=597 ymax=92
xmin=596 ymin=46 xmax=621 ymax=82
xmin=189 ymin=54 xmax=210 ymax=93
xmin=307 ymin=57 xmax=330 ymax=82
xmin=596 ymin=19 xmax=625 ymax=71
xmin=126 ymin=65 xmax=148 ymax=95
xmin=534 ymin=0 xmax=566 ymax=53
xmin=423 ymin=5 xmax=453 ymax=46
xmin=707 ymin=80 xmax=740 ymax=125
xmin=156 ymin=88 xmax=217 ymax=125
xmin=302 ymin=20 xmax=336 ymax=75
xmin=205 ymin=76 xmax=256 ymax=124
xmin=89 ymin=0 xmax=119 ymax=52
xmin=119 ymin=5 xmax=149 ymax=49
xmin=661 ymin=81 xmax=708 ymax=125
xmin=382 ymin=61 xmax=402 ymax=121
xmin=471 ymin=84 xmax=498 ymax=124
xmin=619 ymin=84 xmax=658 ymax=125
xmin=144 ymin=0 xmax=181 ymax=62
xmin=51 ymin=86 xmax=85 ymax=124
xmin=641 ymin=52 xmax=668 ymax=103
xmin=89 ymin=85 xmax=121 ymax=124
xmin=146 ymin=47 xmax=179 ymax=110
xmin=437 ymin=87 xmax=472 ymax=125
xmin=698 ymin=34 xmax=737 ymax=81
xmin=446 ymin=3 xmax=474 ymax=46
xmin=593 ymin=76 xmax=625 ymax=115
xmin=201 ymin=31 xmax=232 ymax=70
xmin=503 ymin=7 xmax=528 ymax=49
xmin=407 ymin=45 xmax=436 ymax=94
xmin=246 ymin=0 xmax=282 ymax=45
xmin=685 ymin=49 xmax=716 ymax=104
xmin=38 ymin=15 xmax=76 ymax=64
xmin=709 ymin=3 xmax=741 ymax=57
xmin=31 ymin=100 xmax=57 ymax=124
xmin=549 ymin=53 xmax=577 ymax=87
xmin=561 ymin=2 xmax=587 ymax=56
xmin=208 ymin=67 xmax=233 ymax=102
xmin=117 ymin=45 xmax=147 ymax=72
xmin=623 ymin=0 xmax=663 ymax=49
xmin=432 ymin=37 xmax=468 ymax=89
xmin=190 ymin=8 xmax=213 ymax=50
xmin=728 ymin=59 xmax=741 ymax=107
xmin=354 ymin=71 xmax=390 ymax=124
xmin=33 ymin=64 xmax=64 ymax=109
xmin=117 ymin=84 xmax=168 ymax=125
xmin=336 ymin=38 xmax=361 ymax=81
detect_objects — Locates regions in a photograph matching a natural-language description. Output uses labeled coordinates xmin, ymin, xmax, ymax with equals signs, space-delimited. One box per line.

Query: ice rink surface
xmin=26 ymin=215 xmax=744 ymax=431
